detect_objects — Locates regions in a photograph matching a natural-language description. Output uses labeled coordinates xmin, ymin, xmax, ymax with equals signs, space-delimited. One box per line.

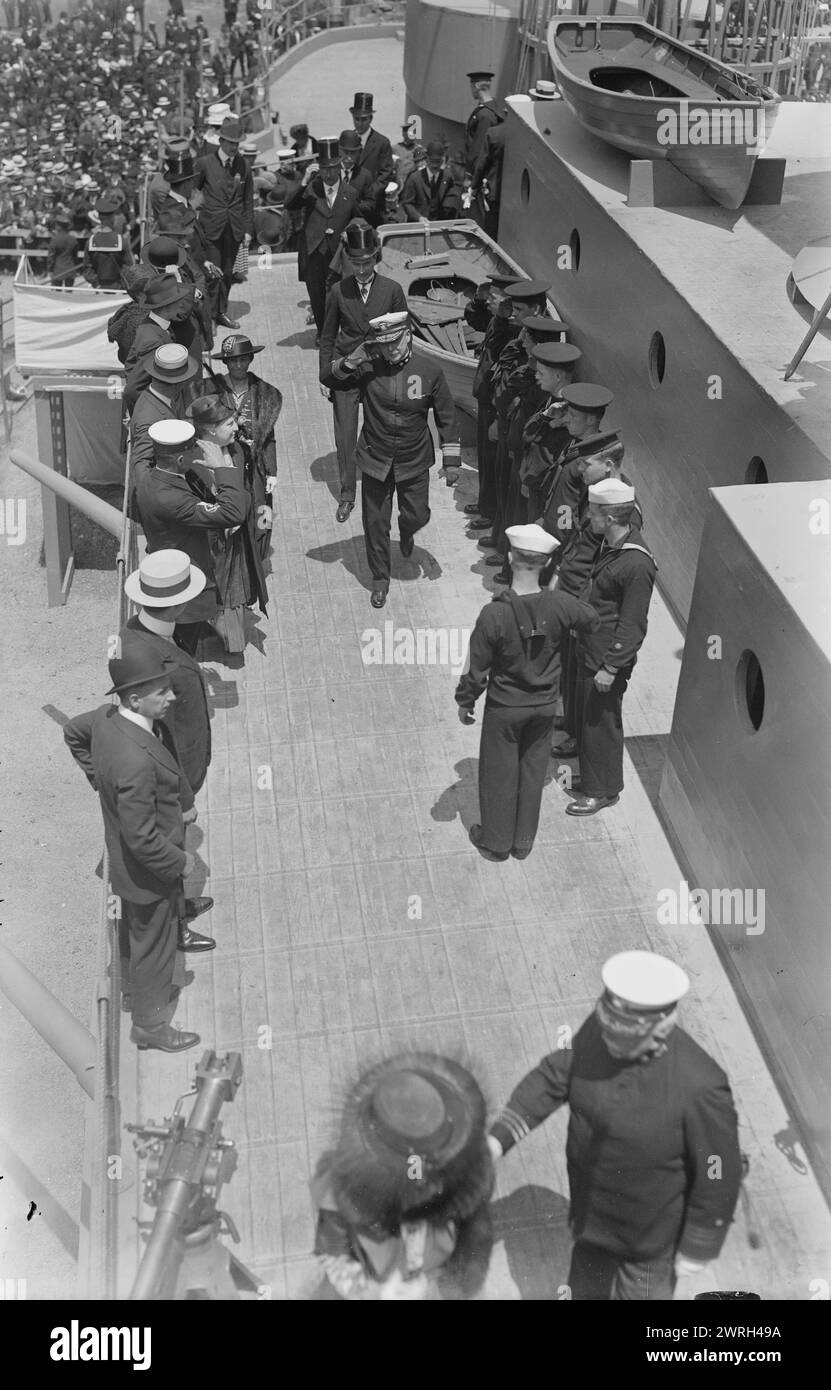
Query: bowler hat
xmin=338 ymin=129 xmax=362 ymax=152
xmin=140 ymin=342 xmax=201 ymax=383
xmin=211 ymin=334 xmax=265 ymax=359
xmin=349 ymin=92 xmax=374 ymax=115
xmin=123 ymin=549 xmax=206 ymax=608
xmin=140 ymin=235 xmax=186 ymax=268
xmin=143 ymin=274 xmax=194 ymax=310
xmin=328 ymin=1053 xmax=493 ymax=1231
xmin=106 ymin=646 xmax=177 ymax=695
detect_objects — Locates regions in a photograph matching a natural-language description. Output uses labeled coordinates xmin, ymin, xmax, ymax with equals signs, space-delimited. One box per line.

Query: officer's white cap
xmin=601 ymin=951 xmax=690 ymax=1011
xmin=148 ymin=419 xmax=196 ymax=446
xmin=506 ymin=523 xmax=560 ymax=556
xmin=588 ymin=478 xmax=635 ymax=505
xmin=369 ymin=311 xmax=409 ymax=333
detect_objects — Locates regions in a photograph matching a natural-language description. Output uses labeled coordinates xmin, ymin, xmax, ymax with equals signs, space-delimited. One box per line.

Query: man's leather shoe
xmin=130 ymin=1022 xmax=201 ymax=1053
xmin=217 ymin=314 xmax=240 ymax=329
xmin=399 ymin=533 xmax=414 ymax=558
xmin=492 ymin=570 xmax=510 ymax=585
xmin=469 ymin=824 xmax=510 ymax=862
xmin=370 ymin=588 xmax=388 ymax=609
xmin=485 ymin=554 xmax=503 ymax=567
xmin=565 ymin=795 xmax=620 ymax=817
xmin=336 ymin=500 xmax=354 ymax=523
xmin=184 ymin=896 xmax=213 ymax=920
xmin=468 ymin=517 xmax=493 ymax=531
xmin=463 ymin=503 xmax=481 ymax=516
xmin=511 ymin=845 xmax=533 ymax=860
xmin=553 ymin=736 xmax=578 ymax=756
xmin=178 ymin=925 xmax=216 ymax=952
xmin=477 ymin=535 xmax=496 ymax=549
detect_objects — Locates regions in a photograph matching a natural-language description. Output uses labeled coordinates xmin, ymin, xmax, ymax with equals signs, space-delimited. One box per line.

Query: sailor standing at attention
xmin=463 ymin=71 xmax=504 ymax=182
xmin=455 ymin=524 xmax=599 ymax=861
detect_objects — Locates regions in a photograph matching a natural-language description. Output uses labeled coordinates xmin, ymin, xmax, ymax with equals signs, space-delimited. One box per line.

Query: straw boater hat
xmin=529 ymin=79 xmax=560 ymax=100
xmin=205 ymin=102 xmax=232 ymax=127
xmin=123 ymin=549 xmax=206 ymax=608
xmin=140 ymin=342 xmax=201 ymax=384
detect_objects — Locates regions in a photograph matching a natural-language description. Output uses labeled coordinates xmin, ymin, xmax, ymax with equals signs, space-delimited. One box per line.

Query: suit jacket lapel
xmin=114 ymin=709 xmax=180 ymax=774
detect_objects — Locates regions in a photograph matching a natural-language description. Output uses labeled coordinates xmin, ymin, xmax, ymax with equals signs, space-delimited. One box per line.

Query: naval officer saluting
xmin=455 ymin=523 xmax=599 ymax=861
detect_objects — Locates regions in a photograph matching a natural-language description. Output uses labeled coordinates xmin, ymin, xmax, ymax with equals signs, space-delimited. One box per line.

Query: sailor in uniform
xmin=463 ymin=70 xmax=503 ymax=186
xmin=518 ymin=339 xmax=581 ymax=524
xmin=566 ymin=477 xmax=656 ymax=816
xmin=329 ymin=311 xmax=458 ymax=609
xmin=455 ymin=523 xmax=599 ymax=861
xmin=539 ymin=383 xmax=615 ymax=545
xmin=465 ymin=273 xmax=517 ymax=529
xmin=488 ymin=950 xmax=743 ymax=1300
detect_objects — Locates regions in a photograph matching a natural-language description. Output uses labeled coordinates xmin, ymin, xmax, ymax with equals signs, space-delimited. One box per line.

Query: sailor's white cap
xmin=384 ymin=181 xmax=399 ymax=194
xmin=506 ymin=523 xmax=560 ymax=555
xmin=588 ymin=477 xmax=635 ymax=505
xmin=601 ymin=951 xmax=690 ymax=1011
xmin=148 ymin=419 xmax=196 ymax=447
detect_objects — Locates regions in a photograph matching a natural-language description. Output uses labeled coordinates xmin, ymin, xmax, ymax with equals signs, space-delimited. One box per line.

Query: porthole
xmin=735 ymin=649 xmax=765 ymax=732
xmin=648 ymin=331 xmax=666 ymax=388
xmin=520 ymin=168 xmax=531 ymax=205
xmin=745 ymin=456 xmax=768 ymax=484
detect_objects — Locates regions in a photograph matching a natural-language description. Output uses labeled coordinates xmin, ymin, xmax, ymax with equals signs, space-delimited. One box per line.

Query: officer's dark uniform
xmin=471 ymin=307 xmax=514 ymax=520
xmin=463 ymin=98 xmax=502 ymax=177
xmin=455 ymin=586 xmax=599 ymax=855
xmin=334 ymin=349 xmax=456 ymax=591
xmin=520 ymin=396 xmax=570 ymax=522
xmin=490 ymin=1012 xmax=742 ymax=1299
xmin=573 ymin=524 xmax=656 ymax=800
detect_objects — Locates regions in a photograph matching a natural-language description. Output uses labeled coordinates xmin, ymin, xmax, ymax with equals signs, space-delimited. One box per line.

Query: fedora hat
xmin=218 ymin=117 xmax=243 ymax=144
xmin=328 ymin=1053 xmax=493 ymax=1232
xmin=140 ymin=342 xmax=201 ymax=383
xmin=123 ymin=549 xmax=206 ymax=608
xmin=143 ymin=274 xmax=195 ymax=310
xmin=140 ymin=234 xmax=186 ymax=268
xmin=210 ymin=334 xmax=264 ymax=359
xmin=156 ymin=207 xmax=197 ymax=239
xmin=106 ymin=646 xmax=178 ymax=695
xmin=349 ymin=92 xmax=374 ymax=114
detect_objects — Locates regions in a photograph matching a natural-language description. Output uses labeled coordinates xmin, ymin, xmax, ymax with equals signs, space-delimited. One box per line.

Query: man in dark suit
xmin=286 ymin=136 xmax=362 ymax=337
xmin=121 ymin=550 xmax=213 ymax=797
xmin=319 ymin=221 xmax=406 ymax=523
xmin=401 ymin=141 xmax=461 ymax=222
xmin=136 ymin=418 xmax=250 ymax=654
xmin=123 ymin=274 xmax=198 ymax=414
xmin=348 ymin=92 xmax=394 ymax=196
xmin=130 ymin=344 xmax=201 ymax=506
xmin=471 ymin=122 xmax=505 ymax=239
xmin=193 ymin=116 xmax=254 ymax=330
xmin=337 ymin=129 xmax=380 ymax=223
xmin=64 ymin=647 xmax=205 ymax=1053
xmin=488 ymin=950 xmax=742 ymax=1300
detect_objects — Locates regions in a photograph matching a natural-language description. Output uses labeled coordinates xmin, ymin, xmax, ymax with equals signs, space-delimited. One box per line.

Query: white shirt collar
xmin=118 ymin=707 xmax=154 ymax=733
xmin=217 ymin=147 xmax=230 ymax=165
xmin=169 ymin=188 xmax=187 ymax=204
xmin=138 ymin=610 xmax=176 ymax=637
xmin=325 ymin=179 xmax=340 ymax=202
xmin=148 ymin=311 xmax=169 ymax=328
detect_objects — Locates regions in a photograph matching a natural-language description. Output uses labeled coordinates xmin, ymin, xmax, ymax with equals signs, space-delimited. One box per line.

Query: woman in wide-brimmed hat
xmin=206 ymin=335 xmax=283 ymax=569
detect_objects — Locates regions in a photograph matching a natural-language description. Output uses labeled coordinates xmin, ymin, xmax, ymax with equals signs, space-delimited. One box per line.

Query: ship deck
xmin=515 ymin=97 xmax=831 ymax=460
xmin=116 ymin=262 xmax=831 ymax=1299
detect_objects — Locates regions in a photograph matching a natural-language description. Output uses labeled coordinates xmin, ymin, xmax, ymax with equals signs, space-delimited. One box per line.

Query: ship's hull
xmin=548 ymin=16 xmax=780 ymax=209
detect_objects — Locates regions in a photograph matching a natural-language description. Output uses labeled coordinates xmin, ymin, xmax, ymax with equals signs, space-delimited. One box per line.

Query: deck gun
xmin=126 ymin=1050 xmax=260 ymax=1300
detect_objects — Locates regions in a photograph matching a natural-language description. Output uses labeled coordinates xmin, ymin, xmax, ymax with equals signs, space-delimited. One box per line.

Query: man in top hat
xmin=463 ymin=71 xmax=503 ymax=183
xmin=150 ymin=141 xmax=193 ymax=224
xmin=455 ymin=523 xmax=599 ymax=860
xmin=565 ymin=475 xmax=656 ymax=817
xmin=135 ymin=418 xmax=250 ymax=654
xmin=123 ymin=273 xmax=198 ymax=413
xmin=63 ymin=646 xmax=204 ymax=1054
xmin=312 ymin=1052 xmax=495 ymax=1300
xmin=539 ymin=383 xmax=615 ymax=548
xmin=330 ymin=311 xmax=458 ymax=608
xmin=319 ymin=220 xmax=406 ymax=523
xmin=488 ymin=950 xmax=742 ymax=1299
xmin=400 ymin=140 xmax=460 ymax=223
xmin=193 ymin=115 xmax=254 ymax=330
xmin=129 ymin=342 xmax=201 ymax=491
xmin=286 ymin=137 xmax=363 ymax=337
xmin=348 ymin=92 xmax=394 ymax=195
xmin=337 ymin=129 xmax=379 ymax=223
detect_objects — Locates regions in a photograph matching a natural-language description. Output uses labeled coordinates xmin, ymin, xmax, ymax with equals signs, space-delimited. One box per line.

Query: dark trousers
xmin=568 ymin=1241 xmax=675 ymax=1301
xmin=560 ymin=631 xmax=578 ymax=736
xmin=496 ymin=457 xmax=525 ymax=562
xmin=331 ymin=382 xmax=361 ymax=502
xmin=123 ymin=889 xmax=181 ymax=1029
xmin=204 ymin=224 xmax=241 ymax=321
xmin=361 ymin=467 xmax=430 ymax=587
xmin=478 ymin=702 xmax=556 ymax=854
xmin=304 ymin=247 xmax=334 ymax=332
xmin=489 ymin=423 xmax=512 ymax=550
xmin=573 ymin=659 xmax=631 ymax=799
xmin=475 ymin=398 xmax=496 ymax=518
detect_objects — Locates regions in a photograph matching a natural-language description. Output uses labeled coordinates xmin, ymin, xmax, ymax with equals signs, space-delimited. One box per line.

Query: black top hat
xmin=328 ymin=1053 xmax=493 ymax=1233
xmin=165 ymin=148 xmax=194 ymax=184
xmin=350 ymin=92 xmax=374 ymax=115
xmin=106 ymin=648 xmax=177 ymax=695
xmin=338 ymin=128 xmax=362 ymax=152
xmin=316 ymin=136 xmax=341 ymax=168
xmin=343 ymin=220 xmax=378 ymax=256
xmin=210 ymin=334 xmax=265 ymax=359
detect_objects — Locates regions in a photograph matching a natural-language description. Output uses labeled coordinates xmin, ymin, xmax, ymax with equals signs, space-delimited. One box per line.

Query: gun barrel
xmin=10 ymin=449 xmax=124 ymax=539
